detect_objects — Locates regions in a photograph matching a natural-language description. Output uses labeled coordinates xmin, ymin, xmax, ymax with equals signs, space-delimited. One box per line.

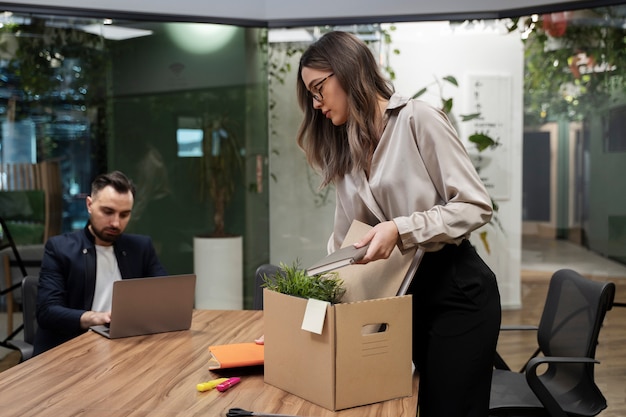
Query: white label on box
xmin=301 ymin=298 xmax=329 ymax=334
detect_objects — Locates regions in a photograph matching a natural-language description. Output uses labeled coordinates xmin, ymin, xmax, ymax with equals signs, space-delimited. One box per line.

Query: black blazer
xmin=33 ymin=225 xmax=167 ymax=355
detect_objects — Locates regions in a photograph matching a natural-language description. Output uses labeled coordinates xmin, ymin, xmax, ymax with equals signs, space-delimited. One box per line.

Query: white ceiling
xmin=0 ymin=0 xmax=616 ymax=26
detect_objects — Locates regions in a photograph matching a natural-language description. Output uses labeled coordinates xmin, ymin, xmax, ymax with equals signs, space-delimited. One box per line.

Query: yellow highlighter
xmin=197 ymin=377 xmax=229 ymax=392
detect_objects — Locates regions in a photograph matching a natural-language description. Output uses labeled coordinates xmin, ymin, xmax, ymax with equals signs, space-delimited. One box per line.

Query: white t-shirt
xmin=91 ymin=245 xmax=122 ymax=312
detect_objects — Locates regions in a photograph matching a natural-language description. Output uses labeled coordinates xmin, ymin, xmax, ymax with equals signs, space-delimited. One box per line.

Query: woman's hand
xmin=354 ymin=221 xmax=399 ymax=263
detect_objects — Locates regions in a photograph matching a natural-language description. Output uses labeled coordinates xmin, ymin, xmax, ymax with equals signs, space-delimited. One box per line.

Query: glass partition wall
xmin=1 ymin=4 xmax=625 ymax=309
xmin=0 ymin=13 xmax=269 ymax=307
xmin=266 ymin=9 xmax=626 ymax=309
xmin=516 ymin=6 xmax=626 ymax=265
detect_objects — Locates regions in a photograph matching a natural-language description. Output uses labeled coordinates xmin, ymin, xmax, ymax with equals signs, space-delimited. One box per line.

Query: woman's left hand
xmin=354 ymin=221 xmax=399 ymax=263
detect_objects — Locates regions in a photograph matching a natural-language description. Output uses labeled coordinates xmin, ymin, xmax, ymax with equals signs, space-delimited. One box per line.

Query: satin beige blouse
xmin=329 ymin=93 xmax=493 ymax=253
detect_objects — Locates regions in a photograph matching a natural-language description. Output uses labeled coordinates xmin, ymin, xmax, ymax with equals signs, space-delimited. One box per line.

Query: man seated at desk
xmin=34 ymin=170 xmax=167 ymax=355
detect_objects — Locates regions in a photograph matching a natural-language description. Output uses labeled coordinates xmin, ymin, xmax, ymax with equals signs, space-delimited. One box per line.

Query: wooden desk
xmin=0 ymin=310 xmax=418 ymax=416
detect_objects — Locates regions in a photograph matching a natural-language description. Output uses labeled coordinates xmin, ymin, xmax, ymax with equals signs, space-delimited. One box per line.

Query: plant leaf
xmin=263 ymin=261 xmax=345 ymax=304
xmin=469 ymin=133 xmax=497 ymax=152
xmin=460 ymin=112 xmax=481 ymax=122
xmin=443 ymin=75 xmax=458 ymax=86
xmin=412 ymin=87 xmax=427 ymax=99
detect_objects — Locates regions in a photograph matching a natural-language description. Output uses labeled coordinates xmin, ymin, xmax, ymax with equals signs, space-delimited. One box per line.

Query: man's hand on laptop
xmin=80 ymin=311 xmax=112 ymax=329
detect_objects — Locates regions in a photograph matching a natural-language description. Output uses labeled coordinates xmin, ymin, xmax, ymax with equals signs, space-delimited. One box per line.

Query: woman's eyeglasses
xmin=309 ymin=73 xmax=334 ymax=103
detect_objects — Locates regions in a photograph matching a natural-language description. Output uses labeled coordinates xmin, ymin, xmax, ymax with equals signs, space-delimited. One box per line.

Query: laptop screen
xmin=91 ymin=274 xmax=196 ymax=339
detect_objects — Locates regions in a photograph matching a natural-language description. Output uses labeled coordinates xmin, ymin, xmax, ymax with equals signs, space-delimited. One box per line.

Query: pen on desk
xmin=216 ymin=377 xmax=241 ymax=392
xmin=197 ymin=377 xmax=229 ymax=392
xmin=227 ymin=407 xmax=309 ymax=417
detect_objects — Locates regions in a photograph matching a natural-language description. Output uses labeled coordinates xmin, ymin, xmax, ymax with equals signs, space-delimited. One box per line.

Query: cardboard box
xmin=263 ymin=288 xmax=413 ymax=411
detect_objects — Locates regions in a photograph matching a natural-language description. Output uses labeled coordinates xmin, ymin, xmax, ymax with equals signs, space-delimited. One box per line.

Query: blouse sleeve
xmin=393 ymin=102 xmax=493 ymax=250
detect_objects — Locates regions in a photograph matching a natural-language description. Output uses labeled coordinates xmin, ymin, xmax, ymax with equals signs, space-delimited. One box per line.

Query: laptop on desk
xmin=90 ymin=274 xmax=196 ymax=339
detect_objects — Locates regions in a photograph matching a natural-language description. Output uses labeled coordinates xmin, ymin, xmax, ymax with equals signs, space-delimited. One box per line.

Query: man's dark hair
xmin=91 ymin=170 xmax=136 ymax=198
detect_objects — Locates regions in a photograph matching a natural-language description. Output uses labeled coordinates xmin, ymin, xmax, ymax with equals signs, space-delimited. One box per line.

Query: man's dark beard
xmin=90 ymin=225 xmax=121 ymax=243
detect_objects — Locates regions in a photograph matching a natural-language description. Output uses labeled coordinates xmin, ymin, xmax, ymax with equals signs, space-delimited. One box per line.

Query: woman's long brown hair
xmin=296 ymin=31 xmax=394 ymax=187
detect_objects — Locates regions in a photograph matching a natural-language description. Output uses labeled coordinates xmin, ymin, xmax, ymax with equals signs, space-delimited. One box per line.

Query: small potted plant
xmin=262 ymin=261 xmax=346 ymax=303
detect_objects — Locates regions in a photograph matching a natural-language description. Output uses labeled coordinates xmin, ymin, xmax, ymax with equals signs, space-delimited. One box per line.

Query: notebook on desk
xmin=90 ymin=274 xmax=196 ymax=339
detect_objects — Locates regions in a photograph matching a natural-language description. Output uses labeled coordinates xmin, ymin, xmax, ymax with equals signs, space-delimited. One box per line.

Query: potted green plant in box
xmin=255 ymin=260 xmax=345 ymax=344
xmin=262 ymin=261 xmax=346 ymax=304
xmin=193 ymin=112 xmax=246 ymax=310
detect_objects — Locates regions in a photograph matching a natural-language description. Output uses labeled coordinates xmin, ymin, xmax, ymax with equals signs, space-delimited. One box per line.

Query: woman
xmin=296 ymin=31 xmax=501 ymax=417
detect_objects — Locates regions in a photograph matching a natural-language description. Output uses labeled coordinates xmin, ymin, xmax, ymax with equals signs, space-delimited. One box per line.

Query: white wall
xmin=388 ymin=21 xmax=523 ymax=308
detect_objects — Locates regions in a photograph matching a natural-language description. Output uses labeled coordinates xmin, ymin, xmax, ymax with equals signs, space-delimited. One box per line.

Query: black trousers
xmin=408 ymin=240 xmax=501 ymax=417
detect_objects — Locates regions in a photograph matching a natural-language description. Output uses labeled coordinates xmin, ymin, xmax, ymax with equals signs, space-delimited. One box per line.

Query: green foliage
xmin=6 ymin=18 xmax=105 ymax=102
xmin=0 ymin=18 xmax=108 ymax=165
xmin=461 ymin=113 xmax=481 ymax=122
xmin=442 ymin=75 xmax=459 ymax=87
xmin=262 ymin=261 xmax=346 ymax=304
xmin=413 ymin=75 xmax=504 ymax=250
xmin=380 ymin=25 xmax=399 ymax=80
xmin=413 ymin=75 xmax=462 ymax=117
xmin=413 ymin=74 xmax=500 ymax=153
xmin=199 ymin=114 xmax=245 ymax=237
xmin=518 ymin=7 xmax=626 ymax=123
xmin=469 ymin=133 xmax=498 ymax=152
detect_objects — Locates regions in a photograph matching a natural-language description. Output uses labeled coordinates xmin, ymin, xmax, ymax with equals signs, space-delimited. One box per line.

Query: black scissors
xmin=226 ymin=408 xmax=311 ymax=417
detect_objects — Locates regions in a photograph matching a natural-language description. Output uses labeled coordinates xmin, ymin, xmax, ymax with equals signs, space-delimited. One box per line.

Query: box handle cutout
xmin=361 ymin=323 xmax=388 ymax=335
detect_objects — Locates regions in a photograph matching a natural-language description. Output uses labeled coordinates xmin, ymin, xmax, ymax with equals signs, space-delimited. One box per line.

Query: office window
xmin=176 ymin=117 xmax=203 ymax=157
xmin=0 ymin=13 xmax=269 ymax=288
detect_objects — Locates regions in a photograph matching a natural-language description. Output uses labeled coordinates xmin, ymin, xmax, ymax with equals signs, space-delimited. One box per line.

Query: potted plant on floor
xmin=193 ymin=112 xmax=245 ymax=310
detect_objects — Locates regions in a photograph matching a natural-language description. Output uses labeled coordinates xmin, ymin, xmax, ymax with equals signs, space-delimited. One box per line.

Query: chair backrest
xmin=253 ymin=264 xmax=281 ymax=310
xmin=0 ymin=161 xmax=62 ymax=242
xmin=0 ymin=190 xmax=46 ymax=245
xmin=21 ymin=275 xmax=39 ymax=345
xmin=536 ymin=269 xmax=615 ymax=413
xmin=538 ymin=269 xmax=615 ymax=359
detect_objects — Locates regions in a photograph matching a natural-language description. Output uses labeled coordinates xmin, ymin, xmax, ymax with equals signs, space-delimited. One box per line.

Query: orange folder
xmin=208 ymin=342 xmax=264 ymax=370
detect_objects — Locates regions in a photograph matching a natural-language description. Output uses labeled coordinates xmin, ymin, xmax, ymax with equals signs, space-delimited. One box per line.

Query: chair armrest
xmin=494 ymin=325 xmax=539 ymax=371
xmin=527 ymin=356 xmax=599 ymax=366
xmin=7 ymin=340 xmax=34 ymax=362
xmin=500 ymin=324 xmax=538 ymax=331
xmin=525 ymin=356 xmax=599 ymax=417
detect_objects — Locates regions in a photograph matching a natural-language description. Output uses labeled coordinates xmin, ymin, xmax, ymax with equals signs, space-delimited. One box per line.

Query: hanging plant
xmin=513 ymin=7 xmax=626 ymax=123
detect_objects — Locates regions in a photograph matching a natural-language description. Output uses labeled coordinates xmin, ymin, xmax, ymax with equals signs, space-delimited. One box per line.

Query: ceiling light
xmin=80 ymin=24 xmax=153 ymax=41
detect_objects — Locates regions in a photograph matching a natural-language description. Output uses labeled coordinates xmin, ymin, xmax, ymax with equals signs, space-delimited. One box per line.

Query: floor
xmin=0 ymin=311 xmax=22 ymax=370
xmin=521 ymin=234 xmax=626 ymax=280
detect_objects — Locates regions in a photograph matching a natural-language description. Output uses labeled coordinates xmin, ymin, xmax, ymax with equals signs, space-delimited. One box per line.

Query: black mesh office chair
xmin=8 ymin=275 xmax=39 ymax=362
xmin=490 ymin=268 xmax=615 ymax=417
